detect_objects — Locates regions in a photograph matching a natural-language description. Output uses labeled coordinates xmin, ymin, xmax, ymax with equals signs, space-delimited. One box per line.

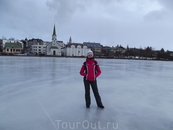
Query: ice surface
xmin=0 ymin=56 xmax=173 ymax=130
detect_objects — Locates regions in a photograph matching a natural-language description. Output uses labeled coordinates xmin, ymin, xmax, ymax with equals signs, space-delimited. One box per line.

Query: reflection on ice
xmin=0 ymin=56 xmax=173 ymax=130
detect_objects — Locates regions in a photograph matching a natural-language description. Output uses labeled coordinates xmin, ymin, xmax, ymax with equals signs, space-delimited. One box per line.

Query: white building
xmin=46 ymin=25 xmax=65 ymax=56
xmin=31 ymin=44 xmax=45 ymax=55
xmin=65 ymin=37 xmax=90 ymax=56
xmin=30 ymin=41 xmax=50 ymax=55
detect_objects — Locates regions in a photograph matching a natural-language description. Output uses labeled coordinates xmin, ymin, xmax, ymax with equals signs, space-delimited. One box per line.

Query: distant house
xmin=31 ymin=44 xmax=47 ymax=55
xmin=28 ymin=38 xmax=43 ymax=53
xmin=113 ymin=45 xmax=126 ymax=53
xmin=1 ymin=39 xmax=23 ymax=49
xmin=65 ymin=37 xmax=90 ymax=56
xmin=83 ymin=42 xmax=102 ymax=56
xmin=101 ymin=46 xmax=126 ymax=57
xmin=170 ymin=52 xmax=173 ymax=57
xmin=3 ymin=42 xmax=23 ymax=54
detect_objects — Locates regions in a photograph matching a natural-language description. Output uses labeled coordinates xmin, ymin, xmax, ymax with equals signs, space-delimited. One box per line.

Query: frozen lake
xmin=0 ymin=56 xmax=173 ymax=130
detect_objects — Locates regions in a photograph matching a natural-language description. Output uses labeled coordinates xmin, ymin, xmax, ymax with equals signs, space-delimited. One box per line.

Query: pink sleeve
xmin=80 ymin=65 xmax=87 ymax=76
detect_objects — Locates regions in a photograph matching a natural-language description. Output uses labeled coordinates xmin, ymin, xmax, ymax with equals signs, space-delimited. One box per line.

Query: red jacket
xmin=80 ymin=58 xmax=101 ymax=81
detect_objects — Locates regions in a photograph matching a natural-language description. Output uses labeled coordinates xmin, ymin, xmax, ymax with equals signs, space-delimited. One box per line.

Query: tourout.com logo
xmin=55 ymin=120 xmax=118 ymax=129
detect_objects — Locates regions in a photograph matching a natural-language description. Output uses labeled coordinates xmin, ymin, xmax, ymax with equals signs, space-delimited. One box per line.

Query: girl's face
xmin=87 ymin=53 xmax=93 ymax=58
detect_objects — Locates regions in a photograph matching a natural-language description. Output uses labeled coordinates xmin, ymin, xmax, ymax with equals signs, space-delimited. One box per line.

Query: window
xmin=77 ymin=45 xmax=81 ymax=48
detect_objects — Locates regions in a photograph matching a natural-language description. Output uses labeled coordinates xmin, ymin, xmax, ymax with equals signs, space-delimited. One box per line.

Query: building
xmin=31 ymin=44 xmax=46 ymax=55
xmin=30 ymin=41 xmax=51 ymax=55
xmin=28 ymin=38 xmax=43 ymax=53
xmin=112 ymin=45 xmax=126 ymax=53
xmin=1 ymin=38 xmax=23 ymax=48
xmin=65 ymin=37 xmax=90 ymax=56
xmin=27 ymin=41 xmax=51 ymax=55
xmin=46 ymin=25 xmax=65 ymax=56
xmin=83 ymin=42 xmax=102 ymax=56
xmin=170 ymin=52 xmax=173 ymax=57
xmin=3 ymin=42 xmax=23 ymax=54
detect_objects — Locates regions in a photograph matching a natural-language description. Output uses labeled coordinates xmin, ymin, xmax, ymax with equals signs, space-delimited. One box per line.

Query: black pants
xmin=84 ymin=79 xmax=103 ymax=106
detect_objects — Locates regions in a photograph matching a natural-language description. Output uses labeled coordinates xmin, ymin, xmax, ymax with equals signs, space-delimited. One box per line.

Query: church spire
xmin=69 ymin=36 xmax=72 ymax=43
xmin=52 ymin=24 xmax=57 ymax=41
xmin=53 ymin=24 xmax=56 ymax=36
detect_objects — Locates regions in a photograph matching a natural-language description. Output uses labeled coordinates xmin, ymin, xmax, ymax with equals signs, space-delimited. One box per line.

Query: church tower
xmin=46 ymin=24 xmax=62 ymax=56
xmin=52 ymin=24 xmax=57 ymax=46
xmin=69 ymin=36 xmax=72 ymax=44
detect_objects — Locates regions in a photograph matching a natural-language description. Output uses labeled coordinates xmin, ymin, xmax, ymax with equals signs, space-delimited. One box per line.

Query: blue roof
xmin=83 ymin=42 xmax=102 ymax=48
xmin=83 ymin=42 xmax=101 ymax=45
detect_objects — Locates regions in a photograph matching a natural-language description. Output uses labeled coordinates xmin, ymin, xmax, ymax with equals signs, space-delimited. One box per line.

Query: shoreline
xmin=0 ymin=55 xmax=172 ymax=61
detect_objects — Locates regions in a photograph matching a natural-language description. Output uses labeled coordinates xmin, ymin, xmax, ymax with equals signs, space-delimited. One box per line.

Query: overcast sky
xmin=0 ymin=0 xmax=173 ymax=51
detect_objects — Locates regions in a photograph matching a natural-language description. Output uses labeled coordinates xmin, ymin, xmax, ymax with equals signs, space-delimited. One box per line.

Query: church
xmin=46 ymin=25 xmax=65 ymax=56
xmin=46 ymin=24 xmax=90 ymax=57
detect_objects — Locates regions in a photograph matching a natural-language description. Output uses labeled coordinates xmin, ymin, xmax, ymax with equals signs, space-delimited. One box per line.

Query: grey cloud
xmin=158 ymin=0 xmax=173 ymax=10
xmin=45 ymin=0 xmax=122 ymax=24
xmin=0 ymin=0 xmax=9 ymax=10
xmin=1 ymin=0 xmax=173 ymax=51
xmin=96 ymin=0 xmax=122 ymax=5
xmin=144 ymin=10 xmax=167 ymax=21
xmin=46 ymin=0 xmax=86 ymax=23
xmin=143 ymin=0 xmax=173 ymax=23
xmin=0 ymin=0 xmax=53 ymax=39
xmin=0 ymin=0 xmax=16 ymax=16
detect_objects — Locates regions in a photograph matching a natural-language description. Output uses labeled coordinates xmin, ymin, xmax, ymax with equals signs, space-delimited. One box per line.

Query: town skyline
xmin=1 ymin=34 xmax=173 ymax=61
xmin=0 ymin=34 xmax=172 ymax=52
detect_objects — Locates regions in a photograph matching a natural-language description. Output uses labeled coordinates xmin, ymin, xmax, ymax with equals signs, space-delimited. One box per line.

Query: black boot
xmin=86 ymin=105 xmax=90 ymax=108
xmin=98 ymin=105 xmax=104 ymax=108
